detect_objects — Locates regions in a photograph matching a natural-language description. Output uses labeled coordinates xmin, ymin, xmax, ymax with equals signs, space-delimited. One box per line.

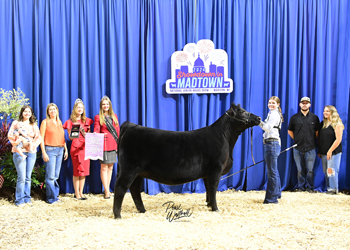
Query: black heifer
xmin=113 ymin=103 xmax=260 ymax=219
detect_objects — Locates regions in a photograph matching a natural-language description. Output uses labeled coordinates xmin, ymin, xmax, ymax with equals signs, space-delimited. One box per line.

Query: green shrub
xmin=1 ymin=151 xmax=46 ymax=189
xmin=1 ymin=152 xmax=17 ymax=187
xmin=0 ymin=88 xmax=30 ymax=124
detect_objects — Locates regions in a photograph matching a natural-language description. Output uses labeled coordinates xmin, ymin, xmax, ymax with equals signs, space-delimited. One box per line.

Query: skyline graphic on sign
xmin=166 ymin=39 xmax=233 ymax=94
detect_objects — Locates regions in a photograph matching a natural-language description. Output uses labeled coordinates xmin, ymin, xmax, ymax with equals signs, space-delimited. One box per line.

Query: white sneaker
xmin=26 ymin=201 xmax=33 ymax=206
xmin=16 ymin=203 xmax=25 ymax=207
xmin=21 ymin=155 xmax=27 ymax=162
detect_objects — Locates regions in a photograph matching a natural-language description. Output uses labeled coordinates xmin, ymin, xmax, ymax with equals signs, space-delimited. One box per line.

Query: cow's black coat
xmin=113 ymin=103 xmax=260 ymax=218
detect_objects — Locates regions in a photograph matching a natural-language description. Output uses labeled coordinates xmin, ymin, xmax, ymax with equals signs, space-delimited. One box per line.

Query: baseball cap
xmin=300 ymin=97 xmax=310 ymax=103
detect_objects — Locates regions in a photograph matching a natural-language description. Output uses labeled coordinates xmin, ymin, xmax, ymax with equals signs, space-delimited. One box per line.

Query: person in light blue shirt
xmin=259 ymin=96 xmax=283 ymax=204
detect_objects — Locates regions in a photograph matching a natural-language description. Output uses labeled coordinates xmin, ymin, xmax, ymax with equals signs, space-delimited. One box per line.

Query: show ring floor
xmin=0 ymin=190 xmax=349 ymax=249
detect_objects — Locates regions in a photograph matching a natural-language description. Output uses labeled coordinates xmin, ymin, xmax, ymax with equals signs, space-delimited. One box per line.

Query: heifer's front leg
xmin=113 ymin=174 xmax=136 ymax=219
xmin=129 ymin=176 xmax=146 ymax=213
xmin=206 ymin=171 xmax=221 ymax=211
xmin=203 ymin=178 xmax=211 ymax=207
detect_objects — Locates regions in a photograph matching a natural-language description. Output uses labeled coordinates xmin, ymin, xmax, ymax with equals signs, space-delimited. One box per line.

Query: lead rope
xmin=250 ymin=127 xmax=255 ymax=164
xmin=221 ymin=144 xmax=298 ymax=181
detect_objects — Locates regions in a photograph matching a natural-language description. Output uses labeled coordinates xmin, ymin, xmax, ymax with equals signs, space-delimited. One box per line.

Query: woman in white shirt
xmin=259 ymin=96 xmax=283 ymax=204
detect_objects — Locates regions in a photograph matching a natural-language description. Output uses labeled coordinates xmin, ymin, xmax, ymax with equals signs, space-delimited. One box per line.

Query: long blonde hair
xmin=269 ymin=96 xmax=284 ymax=122
xmin=99 ymin=96 xmax=118 ymax=126
xmin=70 ymin=101 xmax=86 ymax=123
xmin=46 ymin=103 xmax=62 ymax=125
xmin=323 ymin=105 xmax=344 ymax=130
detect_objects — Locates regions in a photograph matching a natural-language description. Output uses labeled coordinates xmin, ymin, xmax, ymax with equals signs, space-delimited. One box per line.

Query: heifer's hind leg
xmin=113 ymin=173 xmax=136 ymax=219
xmin=129 ymin=176 xmax=146 ymax=213
xmin=206 ymin=172 xmax=221 ymax=211
xmin=116 ymin=161 xmax=120 ymax=180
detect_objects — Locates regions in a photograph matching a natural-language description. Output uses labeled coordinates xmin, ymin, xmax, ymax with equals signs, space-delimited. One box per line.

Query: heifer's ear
xmin=231 ymin=102 xmax=236 ymax=109
xmin=237 ymin=104 xmax=241 ymax=109
xmin=231 ymin=108 xmax=237 ymax=117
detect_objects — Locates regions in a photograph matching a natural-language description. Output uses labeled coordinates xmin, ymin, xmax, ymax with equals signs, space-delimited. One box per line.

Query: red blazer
xmin=94 ymin=114 xmax=120 ymax=151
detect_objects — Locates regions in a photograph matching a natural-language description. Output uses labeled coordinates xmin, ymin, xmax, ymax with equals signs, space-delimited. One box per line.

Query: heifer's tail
xmin=118 ymin=121 xmax=138 ymax=150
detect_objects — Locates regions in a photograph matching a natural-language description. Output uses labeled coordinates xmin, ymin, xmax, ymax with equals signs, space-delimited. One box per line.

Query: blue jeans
xmin=13 ymin=152 xmax=37 ymax=205
xmin=264 ymin=141 xmax=281 ymax=203
xmin=45 ymin=146 xmax=64 ymax=203
xmin=321 ymin=153 xmax=342 ymax=192
xmin=293 ymin=148 xmax=316 ymax=190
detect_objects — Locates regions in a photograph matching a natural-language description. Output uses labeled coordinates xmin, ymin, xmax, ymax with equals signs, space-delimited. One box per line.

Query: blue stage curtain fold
xmin=189 ymin=0 xmax=350 ymax=192
xmin=0 ymin=0 xmax=349 ymax=194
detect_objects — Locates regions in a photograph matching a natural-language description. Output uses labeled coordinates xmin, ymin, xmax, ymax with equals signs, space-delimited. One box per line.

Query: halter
xmin=225 ymin=111 xmax=251 ymax=124
xmin=225 ymin=110 xmax=255 ymax=164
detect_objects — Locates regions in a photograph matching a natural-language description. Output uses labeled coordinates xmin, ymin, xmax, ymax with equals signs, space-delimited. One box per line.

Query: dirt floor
xmin=0 ymin=190 xmax=349 ymax=249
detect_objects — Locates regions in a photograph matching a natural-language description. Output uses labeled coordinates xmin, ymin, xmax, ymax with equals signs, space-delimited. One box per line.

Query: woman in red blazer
xmin=94 ymin=96 xmax=120 ymax=199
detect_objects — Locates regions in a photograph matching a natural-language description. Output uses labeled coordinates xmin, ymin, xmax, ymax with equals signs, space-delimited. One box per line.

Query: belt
xmin=264 ymin=138 xmax=279 ymax=143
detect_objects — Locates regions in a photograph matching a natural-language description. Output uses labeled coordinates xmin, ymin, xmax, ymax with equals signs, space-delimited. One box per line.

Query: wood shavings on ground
xmin=0 ymin=190 xmax=349 ymax=249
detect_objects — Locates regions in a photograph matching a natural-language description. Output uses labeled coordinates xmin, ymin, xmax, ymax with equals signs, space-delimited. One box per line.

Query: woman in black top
xmin=318 ymin=105 xmax=344 ymax=195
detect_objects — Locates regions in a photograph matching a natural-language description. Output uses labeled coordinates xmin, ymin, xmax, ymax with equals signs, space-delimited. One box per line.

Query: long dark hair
xmin=19 ymin=105 xmax=37 ymax=125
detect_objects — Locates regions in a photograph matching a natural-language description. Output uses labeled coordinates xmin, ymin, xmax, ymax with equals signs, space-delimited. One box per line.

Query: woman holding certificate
xmin=63 ymin=98 xmax=93 ymax=200
xmin=94 ymin=96 xmax=120 ymax=199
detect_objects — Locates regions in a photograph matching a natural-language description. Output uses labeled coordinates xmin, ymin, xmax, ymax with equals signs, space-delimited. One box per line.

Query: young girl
xmin=12 ymin=122 xmax=34 ymax=161
xmin=63 ymin=99 xmax=93 ymax=200
xmin=94 ymin=96 xmax=120 ymax=199
xmin=259 ymin=96 xmax=283 ymax=204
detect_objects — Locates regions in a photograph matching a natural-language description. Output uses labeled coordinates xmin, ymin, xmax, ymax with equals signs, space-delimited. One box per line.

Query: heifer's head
xmin=225 ymin=103 xmax=260 ymax=130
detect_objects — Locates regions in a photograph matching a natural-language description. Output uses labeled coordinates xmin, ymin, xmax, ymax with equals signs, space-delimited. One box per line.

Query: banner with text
xmin=166 ymin=40 xmax=233 ymax=94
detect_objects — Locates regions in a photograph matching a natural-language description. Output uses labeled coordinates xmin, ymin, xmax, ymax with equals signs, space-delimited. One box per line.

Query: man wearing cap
xmin=288 ymin=97 xmax=320 ymax=192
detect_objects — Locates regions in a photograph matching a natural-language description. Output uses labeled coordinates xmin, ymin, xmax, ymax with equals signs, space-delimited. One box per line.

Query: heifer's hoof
xmin=114 ymin=214 xmax=122 ymax=219
xmin=138 ymin=209 xmax=146 ymax=213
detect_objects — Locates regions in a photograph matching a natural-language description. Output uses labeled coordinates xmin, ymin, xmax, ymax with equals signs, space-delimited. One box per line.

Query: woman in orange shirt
xmin=40 ymin=103 xmax=68 ymax=204
xmin=94 ymin=96 xmax=120 ymax=199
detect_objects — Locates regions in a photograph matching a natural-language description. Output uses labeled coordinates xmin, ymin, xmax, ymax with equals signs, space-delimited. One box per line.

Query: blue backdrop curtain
xmin=0 ymin=0 xmax=349 ymax=194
